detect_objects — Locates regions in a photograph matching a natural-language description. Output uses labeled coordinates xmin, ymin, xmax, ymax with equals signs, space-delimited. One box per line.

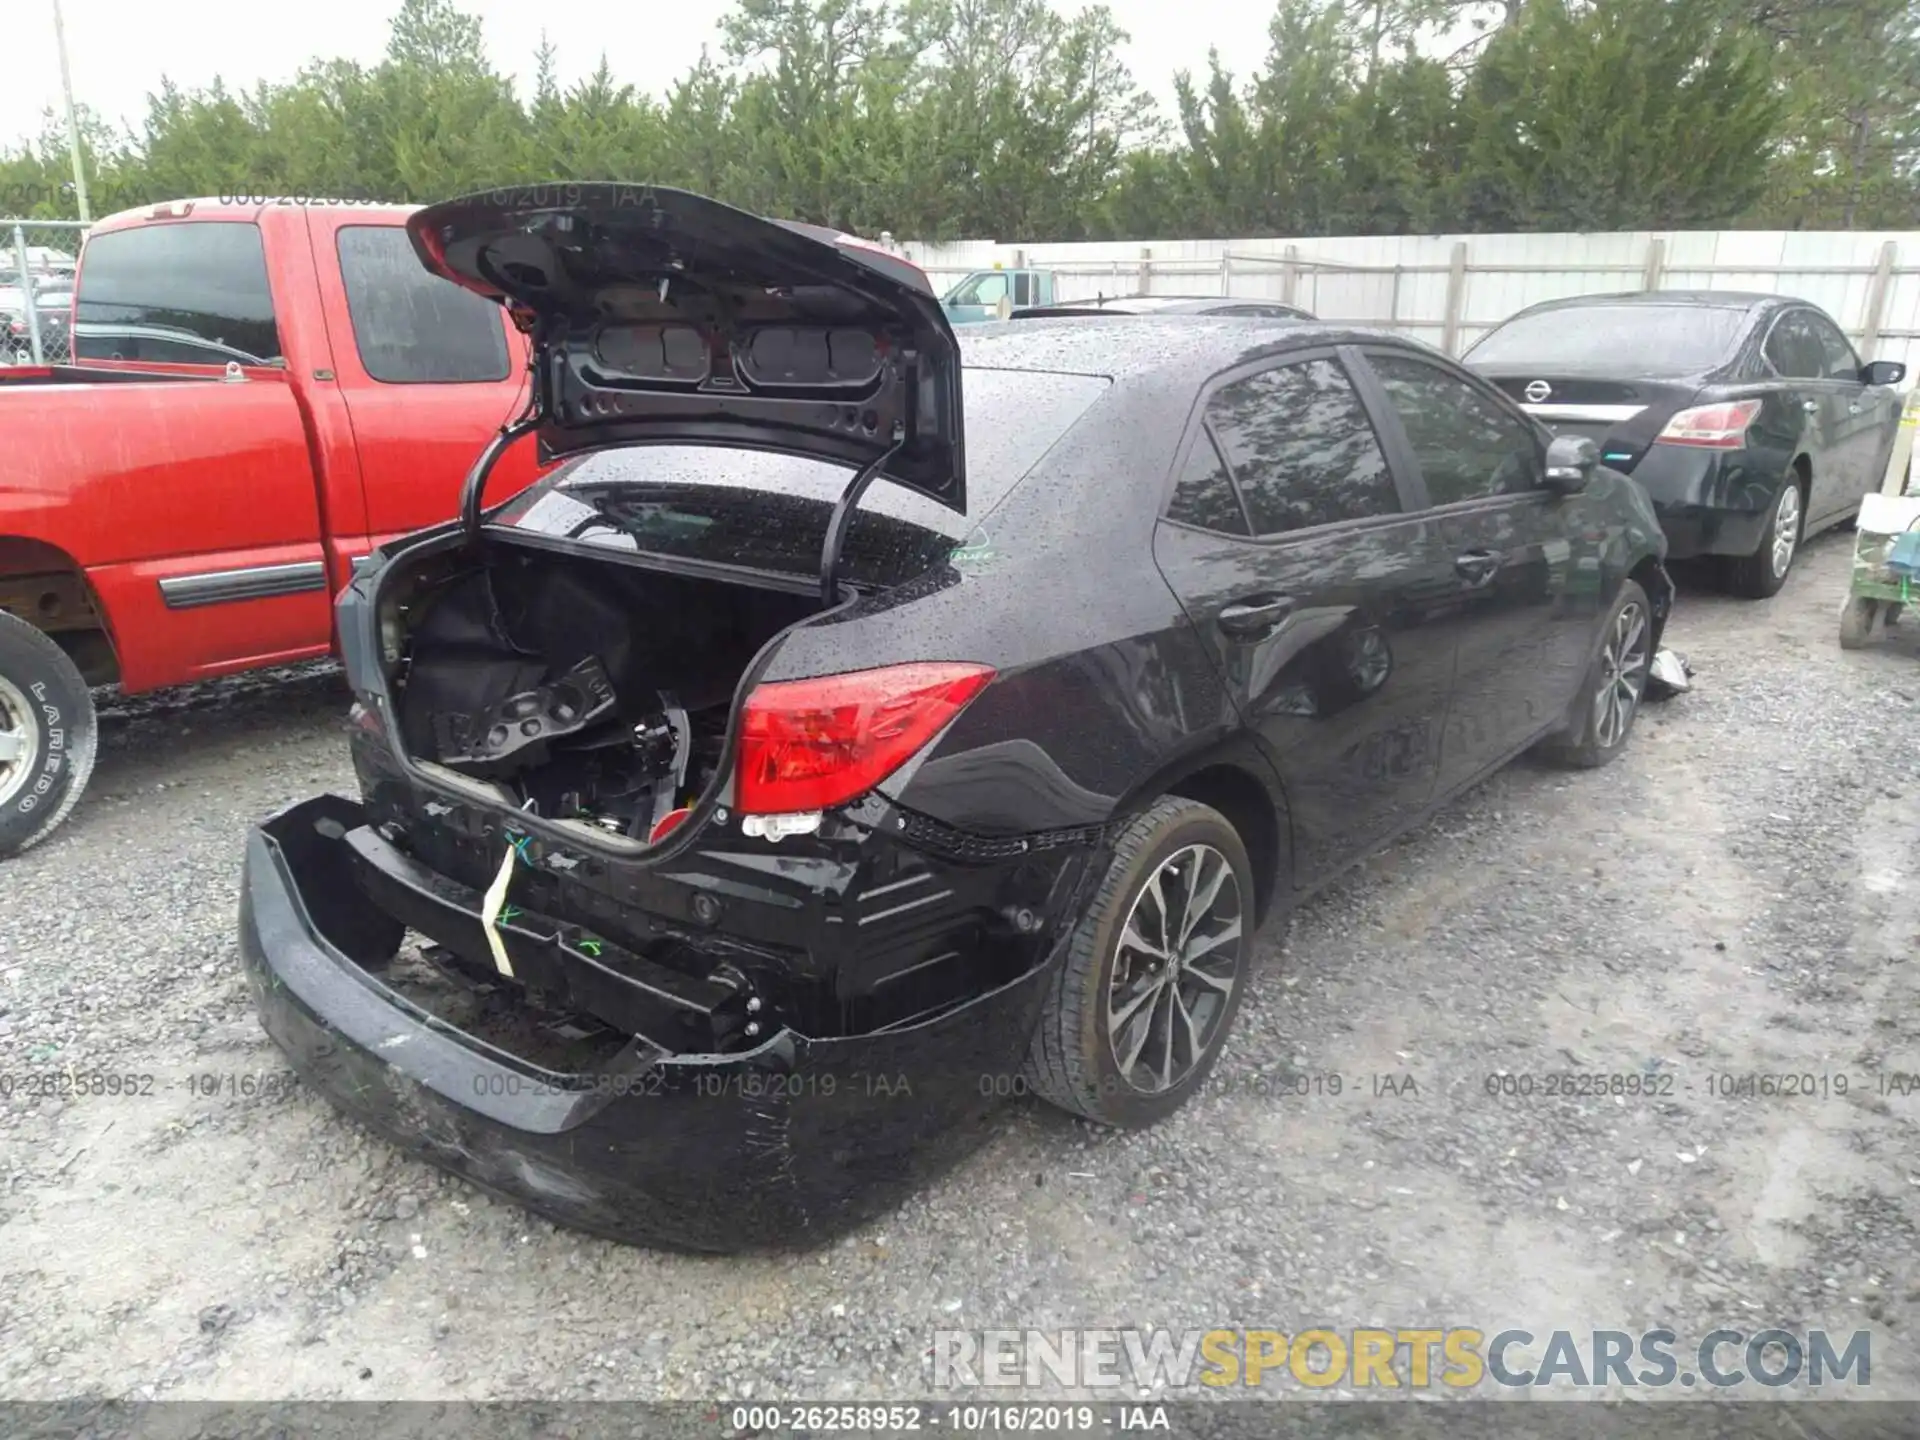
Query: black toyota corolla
xmin=1467 ymin=291 xmax=1908 ymax=597
xmin=240 ymin=185 xmax=1673 ymax=1253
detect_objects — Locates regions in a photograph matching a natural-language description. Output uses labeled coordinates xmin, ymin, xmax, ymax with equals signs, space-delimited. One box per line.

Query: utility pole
xmin=51 ymin=0 xmax=91 ymax=222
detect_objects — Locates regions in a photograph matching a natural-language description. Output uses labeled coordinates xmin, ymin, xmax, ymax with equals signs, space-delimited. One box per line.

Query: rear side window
xmin=338 ymin=226 xmax=511 ymax=383
xmin=74 ymin=221 xmax=280 ymax=364
xmin=1166 ymin=432 xmax=1249 ymax=534
xmin=1205 ymin=358 xmax=1399 ymax=535
xmin=1367 ymin=352 xmax=1542 ymax=505
xmin=1804 ymin=312 xmax=1861 ymax=381
xmin=1764 ymin=312 xmax=1829 ymax=379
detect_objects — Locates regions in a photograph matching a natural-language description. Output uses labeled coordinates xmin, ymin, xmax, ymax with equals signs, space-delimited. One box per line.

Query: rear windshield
xmin=496 ymin=366 xmax=1110 ymax=583
xmin=1468 ymin=304 xmax=1746 ymax=375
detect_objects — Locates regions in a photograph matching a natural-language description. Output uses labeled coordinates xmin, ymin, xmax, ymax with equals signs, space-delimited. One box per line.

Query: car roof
xmin=960 ymin=315 xmax=1416 ymax=383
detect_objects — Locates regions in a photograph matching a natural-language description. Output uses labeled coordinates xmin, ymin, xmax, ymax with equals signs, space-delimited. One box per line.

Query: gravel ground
xmin=2 ymin=531 xmax=1918 ymax=1405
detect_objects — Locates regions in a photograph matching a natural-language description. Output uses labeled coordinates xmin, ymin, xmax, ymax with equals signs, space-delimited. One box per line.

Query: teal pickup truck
xmin=940 ymin=266 xmax=1059 ymax=324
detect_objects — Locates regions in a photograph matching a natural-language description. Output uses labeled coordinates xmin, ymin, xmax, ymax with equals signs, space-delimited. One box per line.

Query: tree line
xmin=3 ymin=0 xmax=1916 ymax=241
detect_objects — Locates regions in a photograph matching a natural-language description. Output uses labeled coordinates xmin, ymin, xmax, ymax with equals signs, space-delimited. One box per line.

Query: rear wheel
xmin=1725 ymin=474 xmax=1804 ymax=598
xmin=0 ymin=609 xmax=98 ymax=857
xmin=1541 ymin=580 xmax=1652 ymax=770
xmin=1023 ymin=796 xmax=1254 ymax=1127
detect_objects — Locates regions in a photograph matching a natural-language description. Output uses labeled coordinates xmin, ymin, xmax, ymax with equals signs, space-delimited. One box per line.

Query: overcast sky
xmin=4 ymin=0 xmax=1280 ymax=151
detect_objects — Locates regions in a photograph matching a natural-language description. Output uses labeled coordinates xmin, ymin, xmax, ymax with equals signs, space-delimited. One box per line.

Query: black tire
xmin=1724 ymin=471 xmax=1805 ymax=599
xmin=1540 ymin=579 xmax=1653 ymax=770
xmin=1022 ymin=796 xmax=1254 ymax=1127
xmin=0 ymin=609 xmax=98 ymax=858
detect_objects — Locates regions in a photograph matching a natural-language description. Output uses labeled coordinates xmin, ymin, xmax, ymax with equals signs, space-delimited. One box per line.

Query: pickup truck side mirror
xmin=1541 ymin=434 xmax=1598 ymax=494
xmin=1861 ymin=360 xmax=1907 ymax=387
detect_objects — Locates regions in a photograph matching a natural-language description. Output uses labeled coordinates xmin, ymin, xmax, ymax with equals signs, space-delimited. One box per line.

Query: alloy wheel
xmin=1592 ymin=600 xmax=1650 ymax=750
xmin=1770 ymin=484 xmax=1802 ymax=580
xmin=0 ymin=672 xmax=40 ymax=809
xmin=1105 ymin=843 xmax=1244 ymax=1094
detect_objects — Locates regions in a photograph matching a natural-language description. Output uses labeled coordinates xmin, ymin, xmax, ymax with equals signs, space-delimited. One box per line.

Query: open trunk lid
xmin=406 ymin=184 xmax=965 ymax=512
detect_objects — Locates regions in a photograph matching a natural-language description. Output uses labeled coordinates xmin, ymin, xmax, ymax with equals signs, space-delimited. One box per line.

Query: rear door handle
xmin=1217 ymin=595 xmax=1295 ymax=637
xmin=1454 ymin=550 xmax=1502 ymax=586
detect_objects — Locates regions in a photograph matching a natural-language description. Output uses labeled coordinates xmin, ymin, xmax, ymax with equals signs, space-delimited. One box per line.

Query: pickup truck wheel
xmin=1022 ymin=797 xmax=1253 ymax=1128
xmin=0 ymin=610 xmax=98 ymax=858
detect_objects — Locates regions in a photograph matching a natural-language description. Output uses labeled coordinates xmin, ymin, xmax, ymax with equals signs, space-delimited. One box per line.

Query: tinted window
xmin=337 ymin=226 xmax=510 ymax=383
xmin=1803 ymin=312 xmax=1860 ymax=381
xmin=1166 ymin=432 xmax=1249 ymax=534
xmin=1368 ymin=353 xmax=1542 ymax=505
xmin=75 ymin=222 xmax=280 ymax=363
xmin=1764 ymin=312 xmax=1828 ymax=379
xmin=1467 ymin=304 xmax=1745 ymax=376
xmin=1206 ymin=358 xmax=1399 ymax=535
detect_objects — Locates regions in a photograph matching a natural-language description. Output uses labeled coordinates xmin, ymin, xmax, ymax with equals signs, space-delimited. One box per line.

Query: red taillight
xmin=735 ymin=662 xmax=995 ymax=815
xmin=649 ymin=806 xmax=691 ymax=844
xmin=1655 ymin=399 xmax=1763 ymax=449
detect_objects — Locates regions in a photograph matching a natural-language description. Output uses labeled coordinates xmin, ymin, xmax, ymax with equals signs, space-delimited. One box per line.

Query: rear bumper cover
xmin=239 ymin=796 xmax=1064 ymax=1253
xmin=1651 ymin=505 xmax=1770 ymax=561
xmin=1627 ymin=445 xmax=1776 ymax=560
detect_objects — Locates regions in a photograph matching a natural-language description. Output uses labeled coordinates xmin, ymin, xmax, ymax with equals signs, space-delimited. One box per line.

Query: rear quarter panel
xmin=759 ymin=378 xmax=1257 ymax=838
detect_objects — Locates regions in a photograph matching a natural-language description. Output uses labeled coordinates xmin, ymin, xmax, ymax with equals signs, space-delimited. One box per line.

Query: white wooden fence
xmin=901 ymin=229 xmax=1920 ymax=379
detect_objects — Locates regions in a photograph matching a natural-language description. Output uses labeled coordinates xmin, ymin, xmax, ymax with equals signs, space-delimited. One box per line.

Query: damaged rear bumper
xmin=238 ymin=796 xmax=1070 ymax=1253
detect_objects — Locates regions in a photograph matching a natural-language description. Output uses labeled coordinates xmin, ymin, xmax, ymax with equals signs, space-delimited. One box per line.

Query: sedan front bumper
xmin=239 ymin=796 xmax=1063 ymax=1253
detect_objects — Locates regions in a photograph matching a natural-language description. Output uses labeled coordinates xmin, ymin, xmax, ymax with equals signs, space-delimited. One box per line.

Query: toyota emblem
xmin=1524 ymin=380 xmax=1552 ymax=403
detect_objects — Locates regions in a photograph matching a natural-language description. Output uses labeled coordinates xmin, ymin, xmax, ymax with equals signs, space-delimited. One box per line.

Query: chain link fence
xmin=1 ymin=219 xmax=86 ymax=365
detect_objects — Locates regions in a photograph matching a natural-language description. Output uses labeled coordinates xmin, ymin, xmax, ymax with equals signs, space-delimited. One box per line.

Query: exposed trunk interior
xmin=387 ymin=541 xmax=822 ymax=840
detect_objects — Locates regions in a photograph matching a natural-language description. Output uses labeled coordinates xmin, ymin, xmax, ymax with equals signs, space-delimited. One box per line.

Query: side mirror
xmin=1541 ymin=434 xmax=1598 ymax=494
xmin=1861 ymin=360 xmax=1907 ymax=387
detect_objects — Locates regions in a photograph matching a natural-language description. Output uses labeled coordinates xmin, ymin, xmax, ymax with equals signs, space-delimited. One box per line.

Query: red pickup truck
xmin=0 ymin=198 xmax=548 ymax=856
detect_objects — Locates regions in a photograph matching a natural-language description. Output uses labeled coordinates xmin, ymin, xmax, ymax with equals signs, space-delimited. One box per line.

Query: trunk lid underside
xmin=407 ymin=183 xmax=967 ymax=510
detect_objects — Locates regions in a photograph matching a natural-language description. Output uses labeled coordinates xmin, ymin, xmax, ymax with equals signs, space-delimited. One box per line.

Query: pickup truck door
xmin=305 ymin=210 xmax=544 ymax=560
xmin=56 ymin=214 xmax=337 ymax=689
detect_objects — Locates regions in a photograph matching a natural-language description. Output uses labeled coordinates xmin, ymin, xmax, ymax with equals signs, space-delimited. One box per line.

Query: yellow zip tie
xmin=480 ymin=841 xmax=517 ymax=979
xmin=479 ymin=804 xmax=535 ymax=979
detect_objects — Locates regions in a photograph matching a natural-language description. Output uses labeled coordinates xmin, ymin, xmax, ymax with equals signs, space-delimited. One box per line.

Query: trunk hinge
xmin=459 ymin=324 xmax=555 ymax=543
xmin=818 ymin=353 xmax=918 ymax=606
